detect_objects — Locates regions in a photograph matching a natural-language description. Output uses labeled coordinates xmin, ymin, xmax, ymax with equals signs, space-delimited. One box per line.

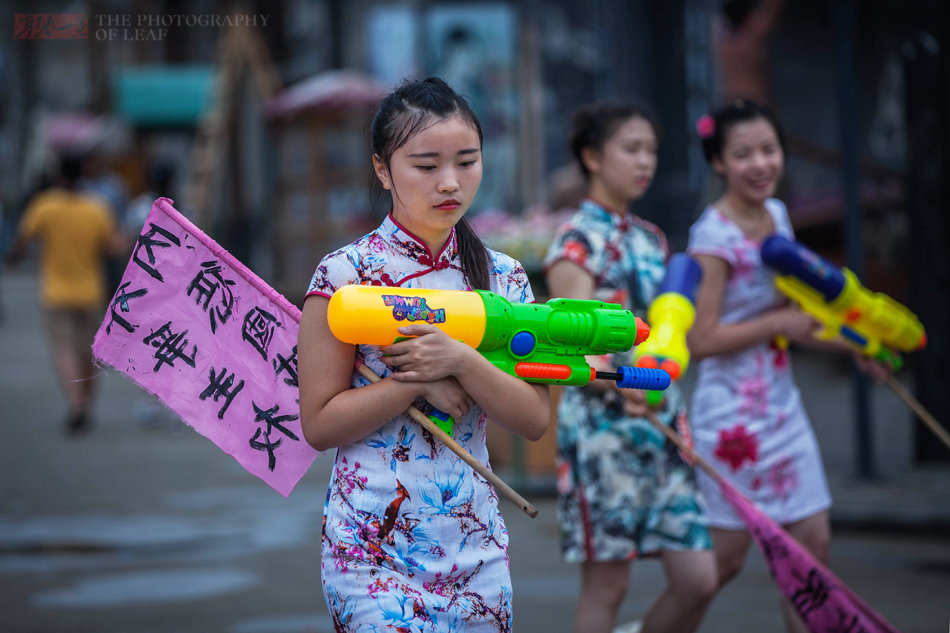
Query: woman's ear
xmin=580 ymin=147 xmax=602 ymax=177
xmin=710 ymin=155 xmax=726 ymax=178
xmin=372 ymin=154 xmax=392 ymax=190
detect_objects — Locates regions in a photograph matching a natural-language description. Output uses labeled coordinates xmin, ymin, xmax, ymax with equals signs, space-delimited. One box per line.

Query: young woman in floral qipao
xmin=686 ymin=101 xmax=888 ymax=633
xmin=543 ymin=101 xmax=717 ymax=633
xmin=297 ymin=77 xmax=549 ymax=632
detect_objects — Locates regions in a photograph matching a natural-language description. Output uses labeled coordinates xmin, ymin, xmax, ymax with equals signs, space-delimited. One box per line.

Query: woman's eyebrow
xmin=407 ymin=147 xmax=480 ymax=158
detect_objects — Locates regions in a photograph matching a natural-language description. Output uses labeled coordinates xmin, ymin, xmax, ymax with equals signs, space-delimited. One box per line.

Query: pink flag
xmin=93 ymin=198 xmax=318 ymax=497
xmin=719 ymin=478 xmax=902 ymax=632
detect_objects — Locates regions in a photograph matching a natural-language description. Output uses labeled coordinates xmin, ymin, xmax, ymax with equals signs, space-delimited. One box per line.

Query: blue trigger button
xmin=510 ymin=331 xmax=536 ymax=357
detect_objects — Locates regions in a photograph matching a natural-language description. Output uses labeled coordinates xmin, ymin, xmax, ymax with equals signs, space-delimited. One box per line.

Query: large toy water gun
xmin=760 ymin=234 xmax=926 ymax=370
xmin=635 ymin=253 xmax=703 ymax=405
xmin=327 ymin=285 xmax=672 ymax=434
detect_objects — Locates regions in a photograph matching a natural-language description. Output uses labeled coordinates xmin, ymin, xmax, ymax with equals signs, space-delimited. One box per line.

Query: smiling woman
xmin=296 ymin=76 xmax=550 ymax=631
xmin=686 ymin=100 xmax=891 ymax=633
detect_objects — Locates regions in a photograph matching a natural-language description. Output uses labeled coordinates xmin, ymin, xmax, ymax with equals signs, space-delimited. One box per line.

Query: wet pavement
xmin=1 ymin=268 xmax=948 ymax=632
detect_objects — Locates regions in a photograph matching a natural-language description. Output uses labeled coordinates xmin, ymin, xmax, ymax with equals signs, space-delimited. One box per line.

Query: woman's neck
xmin=716 ymin=192 xmax=767 ymax=219
xmin=715 ymin=193 xmax=773 ymax=239
xmin=586 ymin=186 xmax=630 ymax=217
xmin=391 ymin=213 xmax=451 ymax=255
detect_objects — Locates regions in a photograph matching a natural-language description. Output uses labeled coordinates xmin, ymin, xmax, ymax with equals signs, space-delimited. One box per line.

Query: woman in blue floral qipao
xmin=297 ymin=77 xmax=549 ymax=632
xmin=544 ymin=102 xmax=717 ymax=633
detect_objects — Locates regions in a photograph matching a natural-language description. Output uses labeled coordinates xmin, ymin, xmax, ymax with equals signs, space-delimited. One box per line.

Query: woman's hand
xmin=417 ymin=376 xmax=476 ymax=421
xmin=771 ymin=307 xmax=820 ymax=344
xmin=619 ymin=387 xmax=652 ymax=418
xmin=853 ymin=352 xmax=892 ymax=383
xmin=381 ymin=323 xmax=475 ymax=382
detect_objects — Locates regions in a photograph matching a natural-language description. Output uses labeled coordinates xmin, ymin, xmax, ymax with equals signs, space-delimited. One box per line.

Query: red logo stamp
xmin=14 ymin=14 xmax=88 ymax=39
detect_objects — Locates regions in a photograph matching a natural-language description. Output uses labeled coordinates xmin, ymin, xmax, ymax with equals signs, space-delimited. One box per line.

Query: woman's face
xmin=586 ymin=116 xmax=658 ymax=208
xmin=713 ymin=117 xmax=785 ymax=205
xmin=374 ymin=114 xmax=482 ymax=249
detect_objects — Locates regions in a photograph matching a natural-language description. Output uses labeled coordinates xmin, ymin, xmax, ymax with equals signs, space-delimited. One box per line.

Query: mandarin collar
xmin=581 ymin=197 xmax=632 ymax=232
xmin=381 ymin=213 xmax=459 ymax=269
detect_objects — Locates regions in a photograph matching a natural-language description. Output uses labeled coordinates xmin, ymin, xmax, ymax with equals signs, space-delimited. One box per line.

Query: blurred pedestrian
xmin=714 ymin=0 xmax=785 ymax=104
xmin=7 ymin=153 xmax=125 ymax=434
xmin=686 ymin=101 xmax=888 ymax=633
xmin=543 ymin=101 xmax=717 ymax=633
xmin=297 ymin=77 xmax=549 ymax=630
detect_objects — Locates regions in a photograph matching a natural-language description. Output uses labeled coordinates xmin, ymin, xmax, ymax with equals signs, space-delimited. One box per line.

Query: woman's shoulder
xmin=557 ymin=199 xmax=614 ymax=232
xmin=308 ymin=229 xmax=390 ymax=297
xmin=688 ymin=204 xmax=737 ymax=240
xmin=628 ymin=214 xmax=669 ymax=254
xmin=327 ymin=227 xmax=390 ymax=258
xmin=686 ymin=205 xmax=742 ymax=262
xmin=485 ymin=247 xmax=534 ymax=301
xmin=688 ymin=204 xmax=722 ymax=230
xmin=486 ymin=247 xmax=530 ymax=283
xmin=765 ymin=198 xmax=793 ymax=235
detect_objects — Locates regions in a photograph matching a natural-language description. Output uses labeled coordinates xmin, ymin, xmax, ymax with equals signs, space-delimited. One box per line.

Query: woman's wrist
xmin=448 ymin=343 xmax=484 ymax=384
xmin=383 ymin=371 xmax=427 ymax=402
xmin=763 ymin=310 xmax=784 ymax=339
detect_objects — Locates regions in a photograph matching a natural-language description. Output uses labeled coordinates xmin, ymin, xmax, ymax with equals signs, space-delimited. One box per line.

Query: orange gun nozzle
xmin=659 ymin=359 xmax=682 ymax=381
xmin=636 ymin=355 xmax=659 ymax=370
xmin=635 ymin=317 xmax=650 ymax=346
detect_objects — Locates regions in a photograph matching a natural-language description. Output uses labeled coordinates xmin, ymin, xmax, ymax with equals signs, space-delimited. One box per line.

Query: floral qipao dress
xmin=687 ymin=199 xmax=831 ymax=528
xmin=543 ymin=198 xmax=711 ymax=563
xmin=307 ymin=214 xmax=533 ymax=632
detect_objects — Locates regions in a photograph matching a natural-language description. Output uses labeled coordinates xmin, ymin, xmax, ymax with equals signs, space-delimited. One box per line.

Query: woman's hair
xmin=370 ymin=76 xmax=491 ymax=290
xmin=569 ymin=101 xmax=661 ymax=180
xmin=699 ymin=100 xmax=787 ymax=164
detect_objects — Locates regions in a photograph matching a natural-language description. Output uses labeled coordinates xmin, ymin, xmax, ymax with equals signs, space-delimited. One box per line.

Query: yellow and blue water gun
xmin=327 ymin=285 xmax=672 ymax=435
xmin=760 ymin=234 xmax=926 ymax=370
xmin=634 ymin=253 xmax=703 ymax=405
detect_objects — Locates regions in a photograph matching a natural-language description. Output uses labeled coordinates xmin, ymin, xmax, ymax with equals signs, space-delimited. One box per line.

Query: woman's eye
xmin=460 ymin=160 xmax=477 ymax=168
xmin=415 ymin=165 xmax=436 ymax=172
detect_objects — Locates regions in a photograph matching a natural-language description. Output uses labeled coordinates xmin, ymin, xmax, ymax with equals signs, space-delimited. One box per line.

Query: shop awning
xmin=113 ymin=66 xmax=215 ymax=127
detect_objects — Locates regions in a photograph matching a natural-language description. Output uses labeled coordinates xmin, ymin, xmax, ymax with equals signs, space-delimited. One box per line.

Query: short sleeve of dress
xmin=489 ymin=250 xmax=535 ymax=304
xmin=687 ymin=208 xmax=739 ymax=267
xmin=543 ymin=220 xmax=606 ymax=283
xmin=766 ymin=198 xmax=795 ymax=239
xmin=306 ymin=248 xmax=359 ymax=298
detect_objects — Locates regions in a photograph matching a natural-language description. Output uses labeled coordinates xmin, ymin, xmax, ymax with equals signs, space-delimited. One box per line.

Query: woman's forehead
xmin=399 ymin=115 xmax=481 ymax=153
xmin=724 ymin=118 xmax=778 ymax=145
xmin=610 ymin=116 xmax=656 ymax=142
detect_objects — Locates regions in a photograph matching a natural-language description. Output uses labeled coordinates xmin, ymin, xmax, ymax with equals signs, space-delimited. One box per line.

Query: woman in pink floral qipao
xmin=297 ymin=78 xmax=549 ymax=632
xmin=687 ymin=101 xmax=887 ymax=633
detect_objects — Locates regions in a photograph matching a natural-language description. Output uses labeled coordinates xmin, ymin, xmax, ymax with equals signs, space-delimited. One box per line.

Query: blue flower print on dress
xmin=418 ymin=458 xmax=475 ymax=516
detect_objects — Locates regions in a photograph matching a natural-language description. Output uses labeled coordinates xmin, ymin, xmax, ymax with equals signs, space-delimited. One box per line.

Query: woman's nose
xmin=437 ymin=169 xmax=459 ymax=192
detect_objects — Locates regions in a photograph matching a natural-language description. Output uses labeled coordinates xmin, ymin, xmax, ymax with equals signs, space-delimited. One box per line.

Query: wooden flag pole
xmin=356 ymin=363 xmax=539 ymax=518
xmin=644 ymin=410 xmax=723 ymax=483
xmin=885 ymin=375 xmax=950 ymax=453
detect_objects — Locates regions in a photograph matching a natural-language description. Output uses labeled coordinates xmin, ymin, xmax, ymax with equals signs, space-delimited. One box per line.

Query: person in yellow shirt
xmin=8 ymin=154 xmax=127 ymax=434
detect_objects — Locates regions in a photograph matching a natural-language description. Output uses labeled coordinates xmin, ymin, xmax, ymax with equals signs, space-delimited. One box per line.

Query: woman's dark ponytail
xmin=454 ymin=217 xmax=490 ymax=290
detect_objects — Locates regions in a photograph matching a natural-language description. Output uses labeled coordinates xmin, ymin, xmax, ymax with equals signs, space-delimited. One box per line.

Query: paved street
xmin=2 ymin=268 xmax=948 ymax=632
